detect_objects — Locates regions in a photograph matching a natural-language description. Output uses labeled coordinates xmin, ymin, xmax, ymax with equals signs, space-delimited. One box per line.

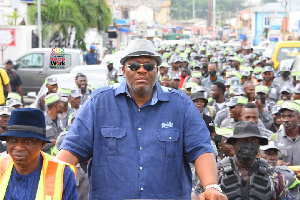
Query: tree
xmin=5 ymin=11 xmax=21 ymax=26
xmin=27 ymin=0 xmax=111 ymax=50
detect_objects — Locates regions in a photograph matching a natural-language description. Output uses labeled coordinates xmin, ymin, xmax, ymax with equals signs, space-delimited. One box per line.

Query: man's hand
xmin=277 ymin=160 xmax=290 ymax=166
xmin=255 ymin=100 xmax=264 ymax=113
xmin=199 ymin=188 xmax=227 ymax=200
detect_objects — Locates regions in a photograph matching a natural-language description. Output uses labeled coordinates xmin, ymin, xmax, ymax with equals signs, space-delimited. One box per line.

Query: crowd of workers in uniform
xmin=142 ymin=40 xmax=300 ymax=199
xmin=0 ymin=38 xmax=299 ymax=199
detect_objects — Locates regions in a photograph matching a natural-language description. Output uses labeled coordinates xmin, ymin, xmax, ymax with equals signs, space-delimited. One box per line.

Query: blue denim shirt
xmin=60 ymin=81 xmax=213 ymax=199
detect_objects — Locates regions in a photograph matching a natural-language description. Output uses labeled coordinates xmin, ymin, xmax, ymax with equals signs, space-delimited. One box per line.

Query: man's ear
xmin=41 ymin=141 xmax=47 ymax=149
xmin=122 ymin=66 xmax=126 ymax=78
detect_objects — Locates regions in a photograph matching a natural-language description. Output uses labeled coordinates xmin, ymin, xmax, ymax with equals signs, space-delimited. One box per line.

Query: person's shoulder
xmin=201 ymin=77 xmax=209 ymax=83
xmin=160 ymin=86 xmax=192 ymax=102
xmin=203 ymin=113 xmax=213 ymax=121
xmin=89 ymin=85 xmax=116 ymax=99
xmin=217 ymin=76 xmax=226 ymax=82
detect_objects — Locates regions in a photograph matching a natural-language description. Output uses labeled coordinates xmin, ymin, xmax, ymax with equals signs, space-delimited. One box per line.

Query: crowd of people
xmin=0 ymin=38 xmax=299 ymax=199
xmin=152 ymin=40 xmax=300 ymax=199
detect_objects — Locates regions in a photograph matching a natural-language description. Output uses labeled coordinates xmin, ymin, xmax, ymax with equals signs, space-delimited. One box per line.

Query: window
xmin=277 ymin=47 xmax=300 ymax=62
xmin=263 ymin=16 xmax=270 ymax=27
xmin=50 ymin=54 xmax=71 ymax=69
xmin=17 ymin=53 xmax=44 ymax=69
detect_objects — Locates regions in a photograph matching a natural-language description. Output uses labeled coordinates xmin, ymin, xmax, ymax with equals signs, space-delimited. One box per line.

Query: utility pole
xmin=261 ymin=0 xmax=264 ymax=36
xmin=213 ymin=0 xmax=216 ymax=36
xmin=37 ymin=0 xmax=42 ymax=48
xmin=193 ymin=0 xmax=195 ymax=18
xmin=283 ymin=0 xmax=287 ymax=41
xmin=111 ymin=0 xmax=114 ymax=25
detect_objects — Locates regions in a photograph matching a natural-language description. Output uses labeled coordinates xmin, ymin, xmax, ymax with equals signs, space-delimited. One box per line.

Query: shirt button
xmin=169 ymin=136 xmax=172 ymax=140
xmin=138 ymin=128 xmax=141 ymax=131
xmin=139 ymin=147 xmax=142 ymax=150
xmin=138 ymin=109 xmax=141 ymax=112
xmin=139 ymin=167 xmax=143 ymax=170
xmin=140 ymin=187 xmax=144 ymax=191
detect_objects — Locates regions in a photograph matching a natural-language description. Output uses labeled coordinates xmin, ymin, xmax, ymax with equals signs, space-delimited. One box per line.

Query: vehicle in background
xmin=70 ymin=65 xmax=107 ymax=75
xmin=100 ymin=52 xmax=126 ymax=71
xmin=290 ymin=55 xmax=300 ymax=72
xmin=271 ymin=41 xmax=300 ymax=70
xmin=224 ymin=39 xmax=241 ymax=47
xmin=11 ymin=48 xmax=83 ymax=94
xmin=262 ymin=43 xmax=276 ymax=59
xmin=276 ymin=59 xmax=295 ymax=72
xmin=28 ymin=73 xmax=108 ymax=108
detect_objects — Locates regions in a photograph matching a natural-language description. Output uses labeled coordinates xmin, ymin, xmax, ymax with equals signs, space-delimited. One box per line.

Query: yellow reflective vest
xmin=0 ymin=151 xmax=76 ymax=200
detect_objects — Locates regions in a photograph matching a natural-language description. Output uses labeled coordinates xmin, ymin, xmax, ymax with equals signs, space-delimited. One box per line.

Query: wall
xmin=130 ymin=5 xmax=154 ymax=24
xmin=0 ymin=1 xmax=29 ymax=26
xmin=0 ymin=25 xmax=36 ymax=62
xmin=253 ymin=12 xmax=285 ymax=45
xmin=289 ymin=11 xmax=300 ymax=33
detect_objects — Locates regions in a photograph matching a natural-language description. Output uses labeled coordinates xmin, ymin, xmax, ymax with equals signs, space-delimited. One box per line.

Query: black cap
xmin=226 ymin=121 xmax=268 ymax=145
xmin=190 ymin=92 xmax=208 ymax=106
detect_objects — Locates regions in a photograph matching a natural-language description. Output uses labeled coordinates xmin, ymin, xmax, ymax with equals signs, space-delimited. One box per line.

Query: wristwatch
xmin=204 ymin=184 xmax=223 ymax=193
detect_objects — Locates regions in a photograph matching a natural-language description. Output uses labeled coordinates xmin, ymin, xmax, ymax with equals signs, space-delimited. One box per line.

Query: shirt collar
xmin=115 ymin=80 xmax=169 ymax=104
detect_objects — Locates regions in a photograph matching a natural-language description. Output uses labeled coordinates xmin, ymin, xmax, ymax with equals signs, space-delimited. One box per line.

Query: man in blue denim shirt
xmin=57 ymin=39 xmax=227 ymax=200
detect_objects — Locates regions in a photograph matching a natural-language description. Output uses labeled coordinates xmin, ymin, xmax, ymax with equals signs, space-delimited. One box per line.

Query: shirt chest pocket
xmin=156 ymin=129 xmax=180 ymax=158
xmin=101 ymin=127 xmax=126 ymax=156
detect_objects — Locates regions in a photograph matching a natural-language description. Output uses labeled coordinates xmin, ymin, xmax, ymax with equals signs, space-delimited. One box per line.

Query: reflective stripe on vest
xmin=0 ymin=151 xmax=76 ymax=200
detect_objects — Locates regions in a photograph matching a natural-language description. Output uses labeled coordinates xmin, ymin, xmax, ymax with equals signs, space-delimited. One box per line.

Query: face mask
xmin=236 ymin=143 xmax=259 ymax=165
xmin=282 ymin=71 xmax=290 ymax=78
xmin=209 ymin=70 xmax=217 ymax=76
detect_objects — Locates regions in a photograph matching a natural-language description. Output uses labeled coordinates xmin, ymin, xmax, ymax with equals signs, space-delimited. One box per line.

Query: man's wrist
xmin=204 ymin=184 xmax=223 ymax=193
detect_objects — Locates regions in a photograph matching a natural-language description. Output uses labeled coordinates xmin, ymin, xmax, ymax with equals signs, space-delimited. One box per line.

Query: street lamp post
xmin=283 ymin=0 xmax=287 ymax=41
xmin=37 ymin=0 xmax=42 ymax=48
xmin=213 ymin=0 xmax=216 ymax=36
xmin=193 ymin=0 xmax=195 ymax=18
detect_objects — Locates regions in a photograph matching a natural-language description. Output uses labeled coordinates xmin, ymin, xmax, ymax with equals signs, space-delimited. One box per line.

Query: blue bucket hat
xmin=0 ymin=108 xmax=52 ymax=143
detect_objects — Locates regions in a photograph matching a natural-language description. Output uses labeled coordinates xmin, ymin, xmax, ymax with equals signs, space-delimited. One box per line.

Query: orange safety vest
xmin=0 ymin=151 xmax=76 ymax=200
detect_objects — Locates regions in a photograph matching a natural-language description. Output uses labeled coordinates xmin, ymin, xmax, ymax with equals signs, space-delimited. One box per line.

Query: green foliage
xmin=5 ymin=11 xmax=21 ymax=26
xmin=27 ymin=0 xmax=111 ymax=50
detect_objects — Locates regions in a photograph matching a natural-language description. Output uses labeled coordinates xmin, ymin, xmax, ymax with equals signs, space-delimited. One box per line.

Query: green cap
xmin=216 ymin=128 xmax=234 ymax=136
xmin=245 ymin=66 xmax=254 ymax=72
xmin=231 ymin=70 xmax=242 ymax=79
xmin=234 ymin=56 xmax=243 ymax=63
xmin=160 ymin=62 xmax=169 ymax=68
xmin=45 ymin=93 xmax=68 ymax=106
xmin=292 ymin=70 xmax=300 ymax=77
xmin=185 ymin=81 xmax=198 ymax=89
xmin=7 ymin=92 xmax=21 ymax=101
xmin=191 ymin=71 xmax=202 ymax=78
xmin=255 ymin=85 xmax=269 ymax=94
xmin=58 ymin=88 xmax=71 ymax=97
xmin=253 ymin=67 xmax=263 ymax=74
xmin=280 ymin=101 xmax=300 ymax=113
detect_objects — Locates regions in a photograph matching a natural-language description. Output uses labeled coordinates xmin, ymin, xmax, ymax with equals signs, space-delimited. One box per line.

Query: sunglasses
xmin=0 ymin=114 xmax=10 ymax=119
xmin=126 ymin=63 xmax=156 ymax=71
